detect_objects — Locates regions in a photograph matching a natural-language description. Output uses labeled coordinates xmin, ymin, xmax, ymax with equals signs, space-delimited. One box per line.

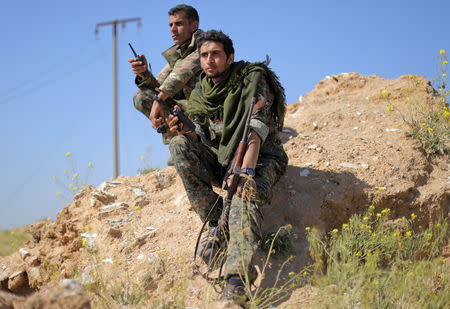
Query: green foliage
xmin=52 ymin=152 xmax=94 ymax=205
xmin=0 ymin=228 xmax=31 ymax=256
xmin=384 ymin=49 xmax=449 ymax=156
xmin=137 ymin=146 xmax=160 ymax=175
xmin=306 ymin=206 xmax=449 ymax=308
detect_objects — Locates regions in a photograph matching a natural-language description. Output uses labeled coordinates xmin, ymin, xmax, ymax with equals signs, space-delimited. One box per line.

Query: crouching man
xmin=167 ymin=30 xmax=288 ymax=305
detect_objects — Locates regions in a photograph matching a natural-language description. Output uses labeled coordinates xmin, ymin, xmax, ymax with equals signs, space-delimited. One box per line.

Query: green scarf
xmin=188 ymin=61 xmax=286 ymax=166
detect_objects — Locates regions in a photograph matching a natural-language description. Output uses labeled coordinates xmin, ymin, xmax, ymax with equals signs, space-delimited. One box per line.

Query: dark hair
xmin=168 ymin=4 xmax=199 ymax=23
xmin=196 ymin=30 xmax=234 ymax=57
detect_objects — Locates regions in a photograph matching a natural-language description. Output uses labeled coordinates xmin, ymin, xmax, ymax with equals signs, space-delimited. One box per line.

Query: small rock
xmin=107 ymin=227 xmax=122 ymax=238
xmin=137 ymin=254 xmax=145 ymax=260
xmin=385 ymin=128 xmax=402 ymax=132
xmin=361 ymin=163 xmax=369 ymax=169
xmin=8 ymin=270 xmax=27 ymax=291
xmin=128 ymin=186 xmax=148 ymax=198
xmin=300 ymin=169 xmax=310 ymax=177
xmin=26 ymin=266 xmax=42 ymax=288
xmin=340 ymin=162 xmax=358 ymax=169
xmin=19 ymin=248 xmax=30 ymax=260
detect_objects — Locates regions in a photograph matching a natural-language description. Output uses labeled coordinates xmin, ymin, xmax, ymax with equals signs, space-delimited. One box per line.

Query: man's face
xmin=169 ymin=11 xmax=198 ymax=46
xmin=199 ymin=41 xmax=234 ymax=83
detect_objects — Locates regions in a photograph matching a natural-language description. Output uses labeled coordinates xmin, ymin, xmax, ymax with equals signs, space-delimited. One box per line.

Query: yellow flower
xmin=63 ymin=170 xmax=68 ymax=174
xmin=47 ymin=217 xmax=51 ymax=221
xmin=443 ymin=73 xmax=447 ymax=77
xmin=444 ymin=111 xmax=450 ymax=117
xmin=360 ymin=224 xmax=366 ymax=229
xmin=402 ymin=216 xmax=406 ymax=220
xmin=378 ymin=186 xmax=384 ymax=191
xmin=386 ymin=106 xmax=391 ymax=111
xmin=156 ymin=250 xmax=161 ymax=254
xmin=57 ymin=191 xmax=61 ymax=195
xmin=407 ymin=97 xmax=411 ymax=101
xmin=377 ymin=213 xmax=382 ymax=218
xmin=332 ymin=228 xmax=338 ymax=234
xmin=66 ymin=152 xmax=71 ymax=157
xmin=406 ymin=231 xmax=412 ymax=237
xmin=342 ymin=223 xmax=348 ymax=228
xmin=439 ymin=88 xmax=443 ymax=92
xmin=381 ymin=208 xmax=390 ymax=214
xmin=444 ymin=60 xmax=448 ymax=64
xmin=356 ymin=251 xmax=361 ymax=258
xmin=134 ymin=206 xmax=141 ymax=211
xmin=82 ymin=239 xmax=88 ymax=247
xmin=85 ymin=225 xmax=91 ymax=231
xmin=381 ymin=90 xmax=387 ymax=96
xmin=372 ymin=233 xmax=376 ymax=237
xmin=305 ymin=227 xmax=311 ymax=231
xmin=369 ymin=205 xmax=375 ymax=210
xmin=417 ymin=80 xmax=422 ymax=84
xmin=440 ymin=49 xmax=446 ymax=55
xmin=363 ymin=216 xmax=369 ymax=221
xmin=411 ymin=213 xmax=417 ymax=220
xmin=395 ymin=124 xmax=400 ymax=128
xmin=289 ymin=272 xmax=295 ymax=277
xmin=303 ymin=271 xmax=308 ymax=276
xmin=444 ymin=106 xmax=448 ymax=110
xmin=88 ymin=162 xmax=93 ymax=167
xmin=420 ymin=123 xmax=426 ymax=127
xmin=73 ymin=173 xmax=79 ymax=178
xmin=375 ymin=280 xmax=379 ymax=285
xmin=52 ymin=175 xmax=56 ymax=180
xmin=436 ymin=223 xmax=441 ymax=227
xmin=409 ymin=74 xmax=414 ymax=79
xmin=140 ymin=156 xmax=144 ymax=160
xmin=10 ymin=231 xmax=14 ymax=236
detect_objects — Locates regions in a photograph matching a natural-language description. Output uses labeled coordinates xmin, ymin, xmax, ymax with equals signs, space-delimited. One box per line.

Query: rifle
xmin=194 ymin=97 xmax=256 ymax=281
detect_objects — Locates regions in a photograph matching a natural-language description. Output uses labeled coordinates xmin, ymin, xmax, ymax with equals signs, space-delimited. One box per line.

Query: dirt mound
xmin=1 ymin=73 xmax=448 ymax=308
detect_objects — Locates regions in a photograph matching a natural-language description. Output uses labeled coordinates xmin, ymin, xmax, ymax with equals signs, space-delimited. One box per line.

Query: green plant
xmin=52 ymin=152 xmax=94 ymax=204
xmin=306 ymin=205 xmax=449 ymax=308
xmin=137 ymin=146 xmax=160 ymax=174
xmin=384 ymin=49 xmax=449 ymax=156
xmin=0 ymin=228 xmax=31 ymax=256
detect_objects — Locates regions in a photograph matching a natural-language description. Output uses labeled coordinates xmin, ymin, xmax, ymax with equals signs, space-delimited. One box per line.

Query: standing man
xmin=167 ymin=30 xmax=288 ymax=305
xmin=128 ymin=4 xmax=202 ymax=144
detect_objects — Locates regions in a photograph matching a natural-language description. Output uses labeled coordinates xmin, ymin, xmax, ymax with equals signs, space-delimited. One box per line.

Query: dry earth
xmin=1 ymin=73 xmax=448 ymax=308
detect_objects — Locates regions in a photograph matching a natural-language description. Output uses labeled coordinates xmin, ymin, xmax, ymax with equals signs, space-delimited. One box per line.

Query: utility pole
xmin=95 ymin=17 xmax=142 ymax=178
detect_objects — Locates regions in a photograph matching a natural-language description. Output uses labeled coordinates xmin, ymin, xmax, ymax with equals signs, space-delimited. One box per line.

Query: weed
xmin=384 ymin=50 xmax=449 ymax=156
xmin=306 ymin=205 xmax=449 ymax=308
xmin=52 ymin=152 xmax=94 ymax=204
xmin=137 ymin=146 xmax=160 ymax=174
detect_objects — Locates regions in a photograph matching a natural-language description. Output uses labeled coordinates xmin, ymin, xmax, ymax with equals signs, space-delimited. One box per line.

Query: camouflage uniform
xmin=133 ymin=30 xmax=202 ymax=144
xmin=169 ymin=74 xmax=288 ymax=281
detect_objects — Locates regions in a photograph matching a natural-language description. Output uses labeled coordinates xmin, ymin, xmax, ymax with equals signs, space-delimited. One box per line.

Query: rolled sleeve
xmin=249 ymin=118 xmax=269 ymax=143
xmin=159 ymin=52 xmax=200 ymax=97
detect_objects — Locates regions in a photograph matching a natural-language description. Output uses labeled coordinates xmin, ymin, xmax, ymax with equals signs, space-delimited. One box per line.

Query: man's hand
xmin=149 ymin=100 xmax=165 ymax=130
xmin=128 ymin=54 xmax=149 ymax=79
xmin=227 ymin=173 xmax=257 ymax=202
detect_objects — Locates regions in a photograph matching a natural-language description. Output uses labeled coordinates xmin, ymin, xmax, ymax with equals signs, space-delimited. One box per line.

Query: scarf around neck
xmin=188 ymin=61 xmax=285 ymax=166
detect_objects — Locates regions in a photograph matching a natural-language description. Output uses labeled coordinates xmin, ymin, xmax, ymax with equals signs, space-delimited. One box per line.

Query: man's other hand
xmin=149 ymin=101 xmax=165 ymax=130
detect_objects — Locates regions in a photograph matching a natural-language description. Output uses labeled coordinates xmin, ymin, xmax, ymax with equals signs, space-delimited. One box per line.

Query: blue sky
xmin=1 ymin=0 xmax=449 ymax=229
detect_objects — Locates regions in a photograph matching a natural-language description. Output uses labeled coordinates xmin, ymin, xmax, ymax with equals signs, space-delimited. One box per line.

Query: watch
xmin=242 ymin=168 xmax=255 ymax=176
xmin=152 ymin=94 xmax=164 ymax=104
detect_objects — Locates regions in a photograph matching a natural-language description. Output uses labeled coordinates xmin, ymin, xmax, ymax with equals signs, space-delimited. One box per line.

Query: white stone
xmin=340 ymin=162 xmax=358 ymax=169
xmin=300 ymin=169 xmax=310 ymax=177
xmin=128 ymin=186 xmax=148 ymax=197
xmin=385 ymin=128 xmax=402 ymax=132
xmin=137 ymin=254 xmax=145 ymax=260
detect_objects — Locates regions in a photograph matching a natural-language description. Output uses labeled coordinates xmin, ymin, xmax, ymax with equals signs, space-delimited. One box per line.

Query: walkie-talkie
xmin=129 ymin=43 xmax=151 ymax=79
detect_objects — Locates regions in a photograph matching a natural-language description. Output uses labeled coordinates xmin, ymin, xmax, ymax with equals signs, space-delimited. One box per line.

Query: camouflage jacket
xmin=135 ymin=29 xmax=202 ymax=100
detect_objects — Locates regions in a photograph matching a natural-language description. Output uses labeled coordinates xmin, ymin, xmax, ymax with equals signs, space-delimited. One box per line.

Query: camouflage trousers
xmin=169 ymin=134 xmax=286 ymax=281
xmin=133 ymin=88 xmax=188 ymax=144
